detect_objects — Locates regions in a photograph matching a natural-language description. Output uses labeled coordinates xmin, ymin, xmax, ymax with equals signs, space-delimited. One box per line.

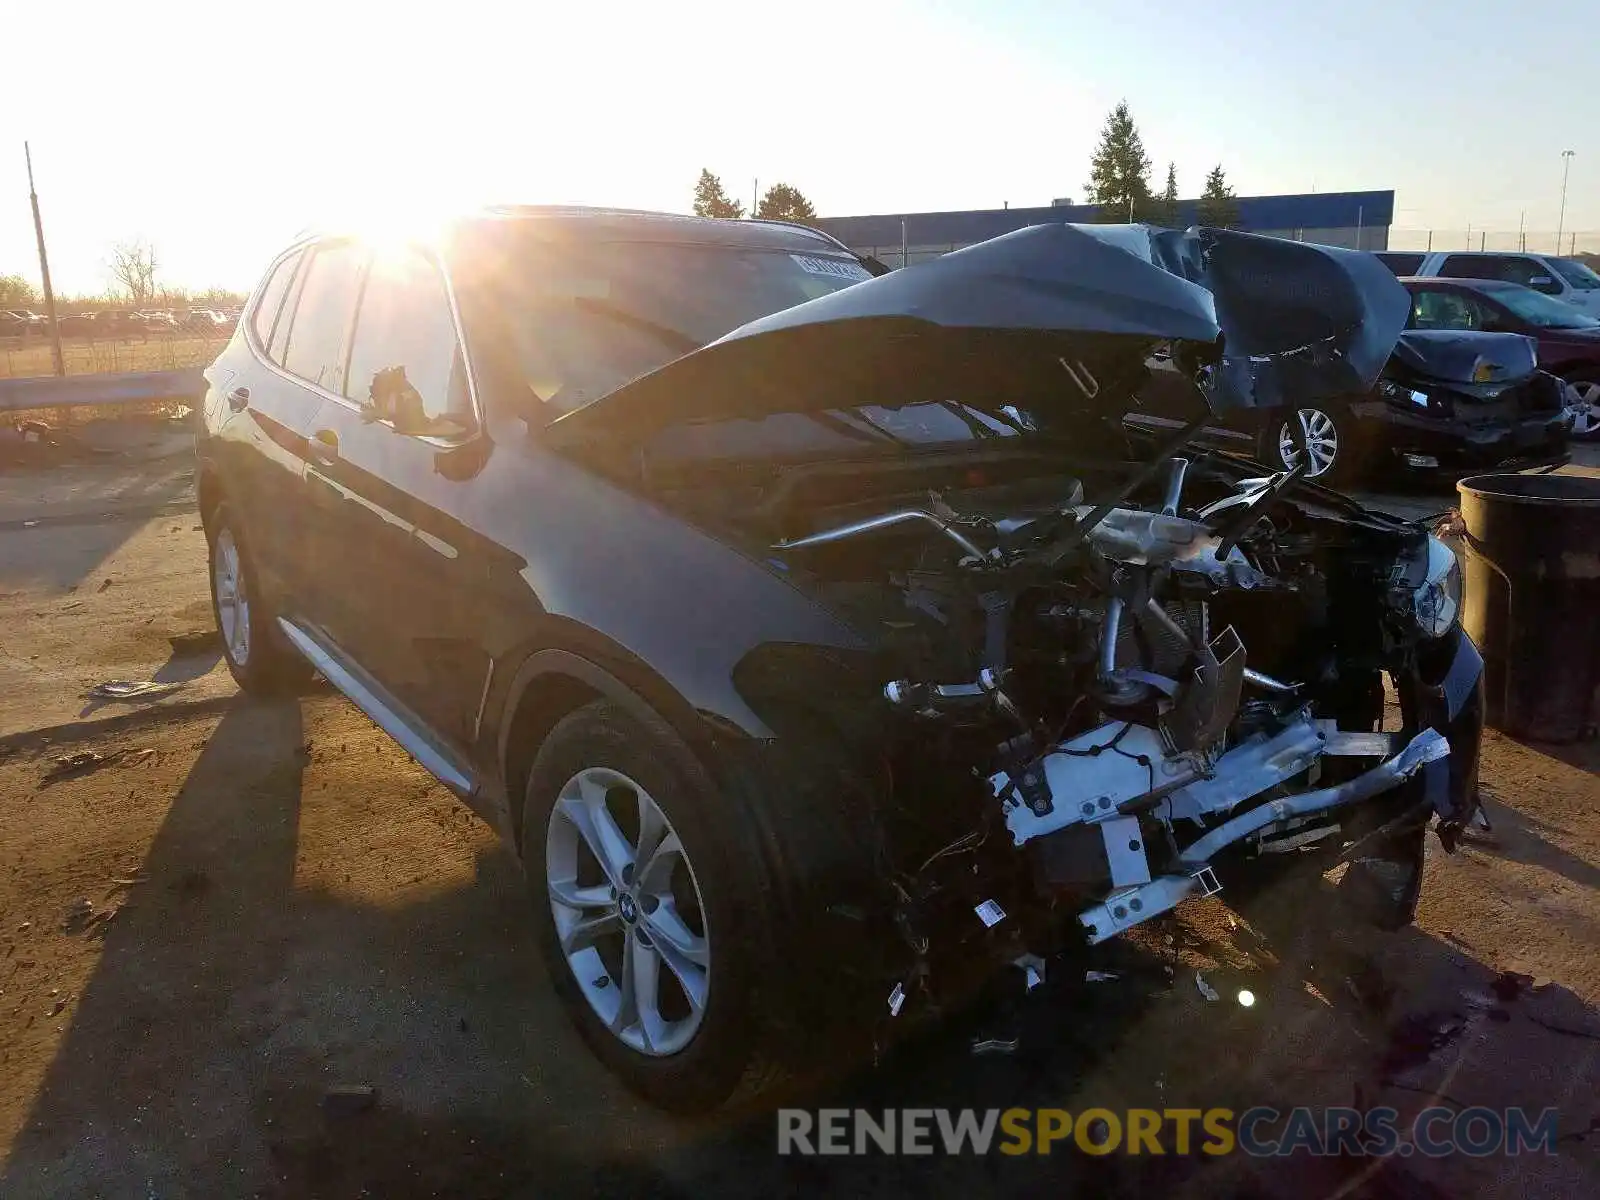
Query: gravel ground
xmin=0 ymin=426 xmax=1596 ymax=1199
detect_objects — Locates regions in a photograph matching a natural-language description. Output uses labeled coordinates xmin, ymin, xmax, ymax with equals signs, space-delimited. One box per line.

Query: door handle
xmin=226 ymin=385 xmax=250 ymax=412
xmin=308 ymin=428 xmax=339 ymax=466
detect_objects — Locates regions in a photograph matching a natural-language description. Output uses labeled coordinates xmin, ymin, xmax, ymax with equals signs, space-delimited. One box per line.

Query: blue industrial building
xmin=812 ymin=190 xmax=1394 ymax=268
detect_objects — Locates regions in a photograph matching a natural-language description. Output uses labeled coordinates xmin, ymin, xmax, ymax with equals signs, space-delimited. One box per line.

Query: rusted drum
xmin=1457 ymin=473 xmax=1600 ymax=743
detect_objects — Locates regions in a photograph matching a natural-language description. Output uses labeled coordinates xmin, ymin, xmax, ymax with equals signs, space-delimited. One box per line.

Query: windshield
xmin=463 ymin=235 xmax=872 ymax=415
xmin=1484 ymin=282 xmax=1600 ymax=329
xmin=1549 ymin=256 xmax=1600 ymax=290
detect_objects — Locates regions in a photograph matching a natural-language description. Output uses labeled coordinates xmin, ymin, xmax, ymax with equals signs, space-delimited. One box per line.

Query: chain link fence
xmin=1389 ymin=229 xmax=1600 ymax=257
xmin=0 ymin=329 xmax=229 ymax=381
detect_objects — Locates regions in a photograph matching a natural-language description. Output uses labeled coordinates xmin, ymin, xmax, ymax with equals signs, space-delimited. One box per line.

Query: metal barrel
xmin=1457 ymin=473 xmax=1600 ymax=743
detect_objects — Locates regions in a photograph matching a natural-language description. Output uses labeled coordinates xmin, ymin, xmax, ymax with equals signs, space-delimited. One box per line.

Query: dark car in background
xmin=196 ymin=213 xmax=1483 ymax=1111
xmin=56 ymin=312 xmax=97 ymax=336
xmin=1401 ymin=276 xmax=1600 ymax=440
xmin=1130 ymin=317 xmax=1574 ymax=481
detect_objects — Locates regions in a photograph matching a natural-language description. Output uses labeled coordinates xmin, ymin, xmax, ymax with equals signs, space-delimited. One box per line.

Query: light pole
xmin=1556 ymin=150 xmax=1575 ymax=254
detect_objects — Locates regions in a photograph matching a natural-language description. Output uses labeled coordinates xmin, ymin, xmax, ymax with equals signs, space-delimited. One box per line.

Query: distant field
xmin=0 ymin=334 xmax=228 ymax=380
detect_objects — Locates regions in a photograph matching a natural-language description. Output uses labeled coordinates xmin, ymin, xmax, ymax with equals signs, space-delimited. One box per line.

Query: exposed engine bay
xmin=762 ymin=442 xmax=1474 ymax=1015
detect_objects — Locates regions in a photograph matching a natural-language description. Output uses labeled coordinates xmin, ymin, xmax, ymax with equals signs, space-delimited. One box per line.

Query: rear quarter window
xmin=250 ymin=250 xmax=303 ymax=350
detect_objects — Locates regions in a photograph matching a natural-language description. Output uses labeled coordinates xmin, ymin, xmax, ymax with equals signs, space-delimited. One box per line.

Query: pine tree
xmin=1149 ymin=162 xmax=1180 ymax=228
xmin=693 ymin=169 xmax=744 ymax=219
xmin=1196 ymin=165 xmax=1241 ymax=228
xmin=755 ymin=183 xmax=817 ymax=223
xmin=1084 ymin=101 xmax=1153 ymax=222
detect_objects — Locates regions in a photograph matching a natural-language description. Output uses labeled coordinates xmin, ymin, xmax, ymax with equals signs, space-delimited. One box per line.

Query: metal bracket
xmin=1099 ymin=815 xmax=1152 ymax=888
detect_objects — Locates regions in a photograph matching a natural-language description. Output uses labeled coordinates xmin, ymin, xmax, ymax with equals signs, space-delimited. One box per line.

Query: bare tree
xmin=108 ymin=238 xmax=160 ymax=305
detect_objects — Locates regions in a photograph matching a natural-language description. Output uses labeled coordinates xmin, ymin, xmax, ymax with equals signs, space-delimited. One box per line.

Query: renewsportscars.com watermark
xmin=777 ymin=1107 xmax=1560 ymax=1158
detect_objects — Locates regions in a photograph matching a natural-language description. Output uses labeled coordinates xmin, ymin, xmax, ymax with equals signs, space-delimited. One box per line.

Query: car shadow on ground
xmin=3 ymin=700 xmax=1597 ymax=1199
xmin=1475 ymin=781 xmax=1600 ymax=895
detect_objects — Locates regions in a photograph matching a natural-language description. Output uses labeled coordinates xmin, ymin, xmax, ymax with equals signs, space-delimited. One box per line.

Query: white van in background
xmin=1376 ymin=250 xmax=1600 ymax=316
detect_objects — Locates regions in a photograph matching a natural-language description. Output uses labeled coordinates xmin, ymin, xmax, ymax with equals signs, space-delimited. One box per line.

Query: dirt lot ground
xmin=1 ymin=424 xmax=1597 ymax=1199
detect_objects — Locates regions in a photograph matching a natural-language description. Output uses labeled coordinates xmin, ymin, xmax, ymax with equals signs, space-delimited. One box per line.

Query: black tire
xmin=1256 ymin=403 xmax=1358 ymax=485
xmin=205 ymin=501 xmax=314 ymax=696
xmin=1563 ymin=371 xmax=1600 ymax=443
xmin=520 ymin=699 xmax=778 ymax=1112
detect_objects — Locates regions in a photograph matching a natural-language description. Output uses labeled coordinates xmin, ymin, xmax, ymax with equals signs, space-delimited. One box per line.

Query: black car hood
xmin=1389 ymin=329 xmax=1540 ymax=390
xmin=547 ymin=223 xmax=1411 ymax=446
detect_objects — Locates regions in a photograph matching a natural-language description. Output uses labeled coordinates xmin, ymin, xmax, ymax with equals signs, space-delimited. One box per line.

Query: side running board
xmin=275 ymin=617 xmax=476 ymax=798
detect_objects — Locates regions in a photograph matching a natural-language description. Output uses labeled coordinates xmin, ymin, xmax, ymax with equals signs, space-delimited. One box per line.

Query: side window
xmin=345 ymin=250 xmax=471 ymax=435
xmin=249 ymin=249 xmax=302 ymax=350
xmin=1410 ymin=289 xmax=1480 ymax=330
xmin=280 ymin=242 xmax=368 ymax=394
xmin=1438 ymin=255 xmax=1492 ymax=280
xmin=1523 ymin=260 xmax=1566 ymax=295
xmin=1377 ymin=252 xmax=1424 ymax=277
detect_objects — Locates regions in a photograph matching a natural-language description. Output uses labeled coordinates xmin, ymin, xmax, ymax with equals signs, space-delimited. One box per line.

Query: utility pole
xmin=751 ymin=178 xmax=758 ymax=218
xmin=1556 ymin=150 xmax=1575 ymax=254
xmin=1519 ymin=211 xmax=1525 ymax=252
xmin=24 ymin=142 xmax=65 ymax=377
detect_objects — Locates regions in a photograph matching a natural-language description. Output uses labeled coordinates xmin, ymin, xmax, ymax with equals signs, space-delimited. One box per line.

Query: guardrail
xmin=0 ymin=369 xmax=205 ymax=414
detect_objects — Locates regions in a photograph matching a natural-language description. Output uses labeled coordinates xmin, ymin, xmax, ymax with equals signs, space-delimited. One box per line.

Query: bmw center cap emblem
xmin=618 ymin=893 xmax=639 ymax=924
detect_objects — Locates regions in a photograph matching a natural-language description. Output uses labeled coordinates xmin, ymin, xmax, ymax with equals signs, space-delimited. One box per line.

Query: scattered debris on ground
xmin=83 ymin=680 xmax=183 ymax=702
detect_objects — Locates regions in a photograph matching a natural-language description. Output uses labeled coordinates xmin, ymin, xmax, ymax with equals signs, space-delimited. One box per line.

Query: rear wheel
xmin=206 ymin=503 xmax=314 ymax=695
xmin=1565 ymin=373 xmax=1600 ymax=442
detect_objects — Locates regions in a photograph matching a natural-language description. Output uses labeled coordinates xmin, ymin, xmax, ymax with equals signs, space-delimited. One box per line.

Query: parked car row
xmin=1 ymin=307 xmax=239 ymax=338
xmin=1127 ymin=271 xmax=1593 ymax=479
xmin=1377 ymin=249 xmax=1600 ymax=317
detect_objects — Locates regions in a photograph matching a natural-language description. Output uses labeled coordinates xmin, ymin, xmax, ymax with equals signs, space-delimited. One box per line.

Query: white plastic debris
xmin=1085 ymin=970 xmax=1120 ymax=983
xmin=85 ymin=680 xmax=183 ymax=701
xmin=887 ymin=982 xmax=906 ymax=1016
xmin=1195 ymin=971 xmax=1221 ymax=1002
xmin=974 ymin=899 xmax=1007 ymax=928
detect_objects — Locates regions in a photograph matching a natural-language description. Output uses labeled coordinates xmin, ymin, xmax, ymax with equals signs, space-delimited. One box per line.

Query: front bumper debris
xmin=1349 ymin=397 xmax=1574 ymax=473
xmin=1075 ymin=727 xmax=1450 ymax=943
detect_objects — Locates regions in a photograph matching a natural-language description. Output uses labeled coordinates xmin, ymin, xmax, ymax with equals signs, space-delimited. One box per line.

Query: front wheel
xmin=1258 ymin=404 xmax=1353 ymax=483
xmin=1565 ymin=374 xmax=1600 ymax=442
xmin=522 ymin=700 xmax=777 ymax=1112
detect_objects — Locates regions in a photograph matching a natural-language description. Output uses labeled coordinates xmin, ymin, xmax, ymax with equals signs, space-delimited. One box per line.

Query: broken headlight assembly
xmin=1408 ymin=534 xmax=1462 ymax=638
xmin=1379 ymin=379 xmax=1436 ymax=412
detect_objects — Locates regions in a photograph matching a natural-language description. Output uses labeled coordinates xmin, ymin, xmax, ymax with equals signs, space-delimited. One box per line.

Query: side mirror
xmin=1527 ymin=275 xmax=1562 ymax=295
xmin=366 ymin=365 xmax=474 ymax=439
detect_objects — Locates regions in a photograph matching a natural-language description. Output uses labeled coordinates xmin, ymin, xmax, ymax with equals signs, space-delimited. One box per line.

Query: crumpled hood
xmin=1389 ymin=329 xmax=1540 ymax=389
xmin=547 ymin=223 xmax=1412 ymax=445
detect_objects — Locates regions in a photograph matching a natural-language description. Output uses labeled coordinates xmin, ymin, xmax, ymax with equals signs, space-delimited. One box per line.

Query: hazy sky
xmin=2 ymin=0 xmax=1594 ymax=295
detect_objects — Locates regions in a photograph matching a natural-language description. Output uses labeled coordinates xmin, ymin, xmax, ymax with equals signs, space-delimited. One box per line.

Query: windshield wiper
xmin=574 ymin=296 xmax=703 ymax=355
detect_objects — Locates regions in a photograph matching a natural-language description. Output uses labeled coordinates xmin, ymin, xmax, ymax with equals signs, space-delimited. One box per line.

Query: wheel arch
xmin=196 ymin=461 xmax=224 ymax=530
xmin=495 ymin=646 xmax=728 ymax=855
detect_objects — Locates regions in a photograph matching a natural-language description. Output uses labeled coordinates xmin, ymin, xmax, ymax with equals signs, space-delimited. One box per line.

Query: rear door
xmin=262 ymin=239 xmax=372 ymax=639
xmin=301 ymin=246 xmax=490 ymax=749
xmin=205 ymin=245 xmax=326 ymax=611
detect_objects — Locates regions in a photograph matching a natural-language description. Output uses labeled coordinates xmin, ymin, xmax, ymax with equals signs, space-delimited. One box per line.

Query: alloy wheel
xmin=1569 ymin=380 xmax=1600 ymax=438
xmin=545 ymin=767 xmax=710 ymax=1056
xmin=1278 ymin=408 xmax=1339 ymax=478
xmin=213 ymin=527 xmax=251 ymax=666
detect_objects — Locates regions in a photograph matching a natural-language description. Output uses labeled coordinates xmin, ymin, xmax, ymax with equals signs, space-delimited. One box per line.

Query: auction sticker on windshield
xmin=790 ymin=254 xmax=871 ymax=281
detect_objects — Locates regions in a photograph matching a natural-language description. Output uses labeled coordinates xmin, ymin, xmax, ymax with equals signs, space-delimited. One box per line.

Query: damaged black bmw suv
xmin=197 ymin=209 xmax=1484 ymax=1111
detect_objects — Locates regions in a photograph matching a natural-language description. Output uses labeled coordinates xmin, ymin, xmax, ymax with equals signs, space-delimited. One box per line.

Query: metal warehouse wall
xmin=815 ymin=190 xmax=1394 ymax=263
